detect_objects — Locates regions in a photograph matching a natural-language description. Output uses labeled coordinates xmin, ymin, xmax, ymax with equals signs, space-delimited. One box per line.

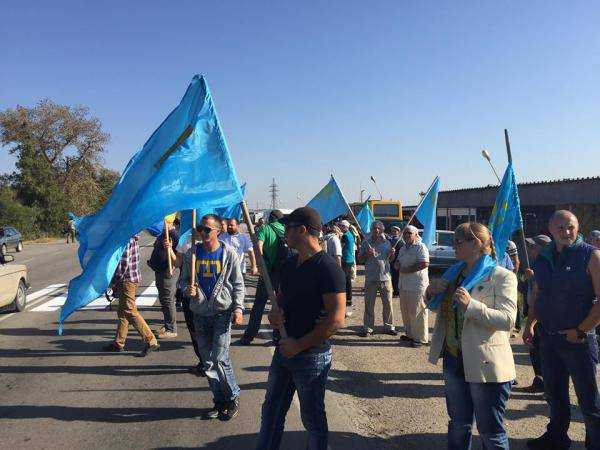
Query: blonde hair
xmin=454 ymin=222 xmax=497 ymax=260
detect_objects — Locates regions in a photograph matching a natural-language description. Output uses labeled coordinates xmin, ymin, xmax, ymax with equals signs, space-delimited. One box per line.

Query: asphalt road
xmin=0 ymin=239 xmax=593 ymax=449
xmin=0 ymin=239 xmax=352 ymax=449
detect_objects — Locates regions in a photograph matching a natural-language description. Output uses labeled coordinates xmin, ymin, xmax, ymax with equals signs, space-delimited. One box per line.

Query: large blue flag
xmin=307 ymin=175 xmax=350 ymax=225
xmin=61 ymin=75 xmax=243 ymax=332
xmin=356 ymin=198 xmax=374 ymax=234
xmin=488 ymin=163 xmax=523 ymax=261
xmin=415 ymin=177 xmax=440 ymax=248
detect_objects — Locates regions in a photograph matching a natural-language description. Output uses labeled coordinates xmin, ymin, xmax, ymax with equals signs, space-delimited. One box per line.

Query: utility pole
xmin=269 ymin=178 xmax=279 ymax=209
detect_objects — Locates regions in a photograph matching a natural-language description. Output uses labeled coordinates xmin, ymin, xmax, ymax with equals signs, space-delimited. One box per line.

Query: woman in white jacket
xmin=426 ymin=222 xmax=517 ymax=450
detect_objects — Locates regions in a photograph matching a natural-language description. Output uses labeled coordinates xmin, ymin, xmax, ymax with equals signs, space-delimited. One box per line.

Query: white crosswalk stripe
xmin=29 ymin=282 xmax=159 ymax=312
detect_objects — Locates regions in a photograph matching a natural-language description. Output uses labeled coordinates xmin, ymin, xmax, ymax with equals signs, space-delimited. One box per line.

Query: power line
xmin=269 ymin=178 xmax=279 ymax=209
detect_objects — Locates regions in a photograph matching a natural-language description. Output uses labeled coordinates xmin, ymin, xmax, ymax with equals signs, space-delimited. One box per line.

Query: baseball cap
xmin=280 ymin=206 xmax=322 ymax=231
xmin=525 ymin=234 xmax=551 ymax=247
xmin=339 ymin=220 xmax=351 ymax=228
xmin=588 ymin=230 xmax=600 ymax=240
xmin=506 ymin=240 xmax=518 ymax=256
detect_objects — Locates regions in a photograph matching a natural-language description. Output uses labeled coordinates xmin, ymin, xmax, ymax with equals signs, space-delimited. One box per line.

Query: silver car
xmin=417 ymin=230 xmax=456 ymax=270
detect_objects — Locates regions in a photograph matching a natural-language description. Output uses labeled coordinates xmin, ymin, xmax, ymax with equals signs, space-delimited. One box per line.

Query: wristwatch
xmin=576 ymin=327 xmax=587 ymax=340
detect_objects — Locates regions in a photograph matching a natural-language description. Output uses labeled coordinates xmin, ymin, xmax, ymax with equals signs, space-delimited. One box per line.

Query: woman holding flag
xmin=425 ymin=222 xmax=517 ymax=450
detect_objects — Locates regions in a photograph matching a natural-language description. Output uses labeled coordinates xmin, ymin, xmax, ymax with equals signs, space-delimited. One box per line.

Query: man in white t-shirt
xmin=323 ymin=224 xmax=342 ymax=266
xmin=220 ymin=218 xmax=258 ymax=275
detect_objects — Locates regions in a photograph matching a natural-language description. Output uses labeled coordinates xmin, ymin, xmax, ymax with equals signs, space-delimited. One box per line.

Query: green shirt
xmin=256 ymin=221 xmax=285 ymax=270
xmin=442 ymin=272 xmax=466 ymax=357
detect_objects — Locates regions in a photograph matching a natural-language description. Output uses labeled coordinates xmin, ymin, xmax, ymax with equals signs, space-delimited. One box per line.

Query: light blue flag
xmin=356 ymin=198 xmax=374 ymax=234
xmin=488 ymin=163 xmax=523 ymax=261
xmin=307 ymin=175 xmax=350 ymax=225
xmin=61 ymin=75 xmax=243 ymax=333
xmin=415 ymin=177 xmax=441 ymax=248
xmin=427 ymin=254 xmax=497 ymax=310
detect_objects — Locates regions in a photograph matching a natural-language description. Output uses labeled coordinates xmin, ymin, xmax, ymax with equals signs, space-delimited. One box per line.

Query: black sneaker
xmin=526 ymin=433 xmax=570 ymax=450
xmin=386 ymin=329 xmax=399 ymax=336
xmin=220 ymin=397 xmax=239 ymax=421
xmin=400 ymin=335 xmax=413 ymax=342
xmin=102 ymin=343 xmax=124 ymax=352
xmin=358 ymin=330 xmax=372 ymax=337
xmin=235 ymin=337 xmax=252 ymax=346
xmin=522 ymin=377 xmax=545 ymax=393
xmin=135 ymin=343 xmax=160 ymax=358
xmin=205 ymin=402 xmax=223 ymax=420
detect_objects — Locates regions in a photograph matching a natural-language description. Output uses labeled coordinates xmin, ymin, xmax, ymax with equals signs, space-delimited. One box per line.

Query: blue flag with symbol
xmin=488 ymin=163 xmax=523 ymax=261
xmin=61 ymin=75 xmax=243 ymax=333
xmin=415 ymin=177 xmax=440 ymax=248
xmin=356 ymin=198 xmax=374 ymax=234
xmin=307 ymin=176 xmax=350 ymax=225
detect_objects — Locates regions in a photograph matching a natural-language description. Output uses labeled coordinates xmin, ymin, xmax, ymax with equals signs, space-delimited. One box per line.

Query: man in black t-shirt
xmin=256 ymin=207 xmax=346 ymax=450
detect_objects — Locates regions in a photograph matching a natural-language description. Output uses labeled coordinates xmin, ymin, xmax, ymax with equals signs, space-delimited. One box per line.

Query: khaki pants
xmin=363 ymin=280 xmax=394 ymax=332
xmin=114 ymin=281 xmax=157 ymax=348
xmin=399 ymin=288 xmax=429 ymax=344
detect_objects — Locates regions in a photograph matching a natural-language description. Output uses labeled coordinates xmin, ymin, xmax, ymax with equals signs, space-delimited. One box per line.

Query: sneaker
xmin=220 ymin=398 xmax=239 ymax=421
xmin=526 ymin=433 xmax=570 ymax=450
xmin=157 ymin=329 xmax=178 ymax=339
xmin=135 ymin=343 xmax=160 ymax=357
xmin=102 ymin=343 xmax=124 ymax=352
xmin=189 ymin=363 xmax=206 ymax=377
xmin=358 ymin=330 xmax=372 ymax=337
xmin=385 ymin=329 xmax=399 ymax=336
xmin=156 ymin=326 xmax=167 ymax=335
xmin=204 ymin=402 xmax=223 ymax=420
xmin=522 ymin=377 xmax=545 ymax=393
xmin=411 ymin=341 xmax=424 ymax=348
xmin=345 ymin=309 xmax=354 ymax=318
xmin=400 ymin=335 xmax=413 ymax=342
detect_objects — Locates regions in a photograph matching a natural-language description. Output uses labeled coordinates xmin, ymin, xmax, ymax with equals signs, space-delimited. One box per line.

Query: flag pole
xmin=190 ymin=209 xmax=197 ymax=289
xmin=504 ymin=129 xmax=530 ymax=270
xmin=240 ymin=200 xmax=288 ymax=339
xmin=405 ymin=176 xmax=439 ymax=228
xmin=164 ymin=219 xmax=174 ymax=277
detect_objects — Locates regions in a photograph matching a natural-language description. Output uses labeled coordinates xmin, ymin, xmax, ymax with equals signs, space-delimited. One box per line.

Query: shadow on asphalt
xmin=153 ymin=431 xmax=534 ymax=450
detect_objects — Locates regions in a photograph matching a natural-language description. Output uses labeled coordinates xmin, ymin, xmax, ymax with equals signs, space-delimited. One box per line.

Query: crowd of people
xmin=100 ymin=206 xmax=600 ymax=450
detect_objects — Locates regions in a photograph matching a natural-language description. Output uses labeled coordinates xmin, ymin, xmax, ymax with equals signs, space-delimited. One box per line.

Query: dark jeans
xmin=178 ymin=290 xmax=201 ymax=362
xmin=256 ymin=346 xmax=332 ymax=450
xmin=341 ymin=262 xmax=353 ymax=305
xmin=443 ymin=353 xmax=511 ymax=450
xmin=539 ymin=328 xmax=600 ymax=450
xmin=194 ymin=311 xmax=240 ymax=403
xmin=391 ymin=265 xmax=399 ymax=297
xmin=243 ymin=275 xmax=279 ymax=342
xmin=530 ymin=323 xmax=543 ymax=379
xmin=155 ymin=270 xmax=177 ymax=332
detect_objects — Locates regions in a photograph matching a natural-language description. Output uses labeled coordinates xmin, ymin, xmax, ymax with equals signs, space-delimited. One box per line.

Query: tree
xmin=0 ymin=100 xmax=113 ymax=234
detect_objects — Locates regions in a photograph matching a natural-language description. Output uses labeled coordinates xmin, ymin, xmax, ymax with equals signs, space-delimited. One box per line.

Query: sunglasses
xmin=197 ymin=225 xmax=217 ymax=234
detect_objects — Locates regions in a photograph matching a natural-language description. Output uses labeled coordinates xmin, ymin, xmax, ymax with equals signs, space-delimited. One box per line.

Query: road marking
xmin=30 ymin=282 xmax=159 ymax=312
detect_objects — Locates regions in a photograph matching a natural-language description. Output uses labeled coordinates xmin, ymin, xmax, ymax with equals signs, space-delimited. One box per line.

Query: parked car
xmin=427 ymin=230 xmax=456 ymax=270
xmin=0 ymin=226 xmax=23 ymax=255
xmin=0 ymin=253 xmax=29 ymax=311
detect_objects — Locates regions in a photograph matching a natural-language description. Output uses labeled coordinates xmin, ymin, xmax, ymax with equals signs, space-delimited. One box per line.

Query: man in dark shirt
xmin=256 ymin=207 xmax=346 ymax=450
xmin=148 ymin=218 xmax=180 ymax=339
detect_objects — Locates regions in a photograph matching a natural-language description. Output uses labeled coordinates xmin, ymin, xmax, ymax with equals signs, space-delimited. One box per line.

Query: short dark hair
xmin=228 ymin=217 xmax=238 ymax=225
xmin=269 ymin=210 xmax=284 ymax=221
xmin=200 ymin=214 xmax=220 ymax=228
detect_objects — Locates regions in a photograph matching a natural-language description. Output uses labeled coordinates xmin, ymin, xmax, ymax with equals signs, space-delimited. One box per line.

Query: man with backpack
xmin=238 ymin=210 xmax=291 ymax=345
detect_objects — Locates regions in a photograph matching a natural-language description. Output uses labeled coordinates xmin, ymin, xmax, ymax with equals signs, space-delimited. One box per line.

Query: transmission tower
xmin=269 ymin=178 xmax=279 ymax=209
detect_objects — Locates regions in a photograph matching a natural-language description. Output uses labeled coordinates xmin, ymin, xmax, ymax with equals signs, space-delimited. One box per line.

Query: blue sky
xmin=2 ymin=1 xmax=599 ymax=208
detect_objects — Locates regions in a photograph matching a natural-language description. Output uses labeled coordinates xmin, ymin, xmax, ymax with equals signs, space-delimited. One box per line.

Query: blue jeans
xmin=443 ymin=353 xmax=511 ymax=450
xmin=194 ymin=311 xmax=240 ymax=403
xmin=539 ymin=329 xmax=600 ymax=450
xmin=243 ymin=276 xmax=280 ymax=342
xmin=256 ymin=346 xmax=332 ymax=450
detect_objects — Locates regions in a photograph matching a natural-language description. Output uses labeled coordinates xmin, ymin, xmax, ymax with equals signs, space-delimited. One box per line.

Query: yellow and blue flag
xmin=415 ymin=177 xmax=440 ymax=248
xmin=355 ymin=197 xmax=374 ymax=233
xmin=61 ymin=75 xmax=243 ymax=333
xmin=307 ymin=175 xmax=350 ymax=225
xmin=488 ymin=163 xmax=523 ymax=260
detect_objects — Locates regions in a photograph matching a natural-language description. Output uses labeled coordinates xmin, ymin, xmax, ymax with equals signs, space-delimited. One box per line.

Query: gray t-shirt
xmin=360 ymin=237 xmax=392 ymax=282
xmin=324 ymin=233 xmax=342 ymax=259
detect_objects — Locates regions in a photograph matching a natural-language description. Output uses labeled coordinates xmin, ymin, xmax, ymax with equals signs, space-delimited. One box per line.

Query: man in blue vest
xmin=524 ymin=210 xmax=600 ymax=450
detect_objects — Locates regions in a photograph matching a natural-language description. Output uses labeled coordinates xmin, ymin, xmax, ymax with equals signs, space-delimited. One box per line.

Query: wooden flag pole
xmin=164 ymin=219 xmax=174 ymax=277
xmin=504 ymin=129 xmax=530 ymax=270
xmin=240 ymin=201 xmax=287 ymax=339
xmin=190 ymin=209 xmax=197 ymax=288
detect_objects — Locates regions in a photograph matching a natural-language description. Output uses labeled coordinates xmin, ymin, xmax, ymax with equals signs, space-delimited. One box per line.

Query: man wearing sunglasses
xmin=169 ymin=214 xmax=245 ymax=421
xmin=257 ymin=206 xmax=346 ymax=450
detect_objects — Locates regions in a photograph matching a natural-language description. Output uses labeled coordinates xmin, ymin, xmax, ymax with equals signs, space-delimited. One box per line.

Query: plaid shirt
xmin=113 ymin=235 xmax=141 ymax=283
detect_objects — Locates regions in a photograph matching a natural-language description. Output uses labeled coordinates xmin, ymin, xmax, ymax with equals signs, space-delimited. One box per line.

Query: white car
xmin=416 ymin=229 xmax=456 ymax=270
xmin=0 ymin=254 xmax=29 ymax=311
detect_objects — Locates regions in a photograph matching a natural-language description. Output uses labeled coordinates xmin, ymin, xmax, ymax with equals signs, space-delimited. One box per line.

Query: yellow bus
xmin=350 ymin=200 xmax=404 ymax=230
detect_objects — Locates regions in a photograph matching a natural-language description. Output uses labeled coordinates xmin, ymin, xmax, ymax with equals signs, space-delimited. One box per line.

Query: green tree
xmin=0 ymin=100 xmax=114 ymax=235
